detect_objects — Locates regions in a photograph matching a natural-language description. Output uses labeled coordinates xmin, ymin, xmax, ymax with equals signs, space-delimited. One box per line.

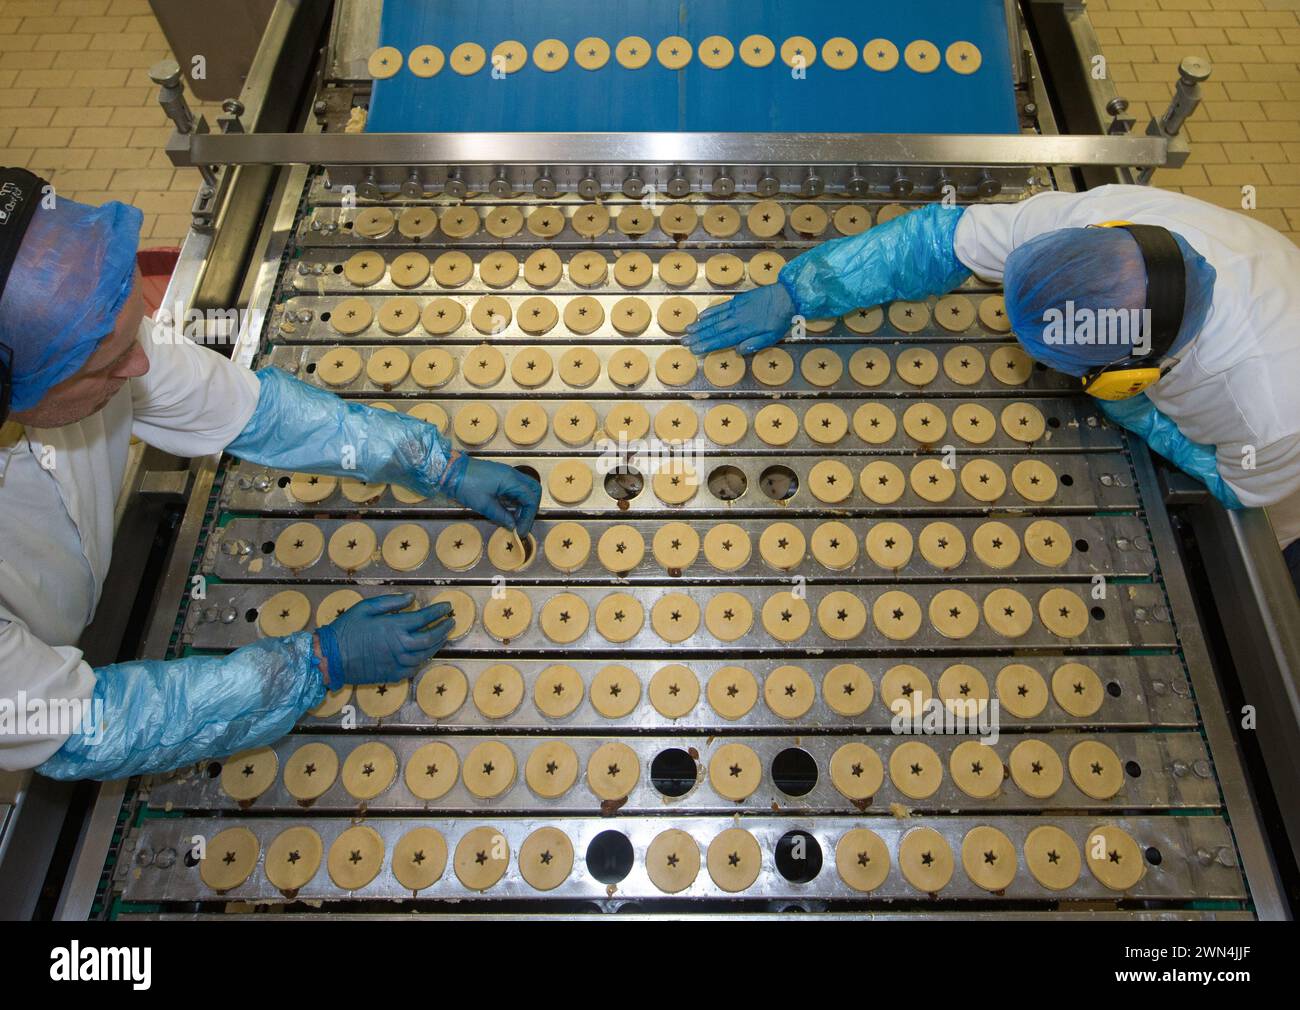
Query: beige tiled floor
xmin=1091 ymin=0 xmax=1300 ymax=245
xmin=1 ymin=0 xmax=1298 ymax=248
xmin=0 ymin=0 xmax=219 ymax=247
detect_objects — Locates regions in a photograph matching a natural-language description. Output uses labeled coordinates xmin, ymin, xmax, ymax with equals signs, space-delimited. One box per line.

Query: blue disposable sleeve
xmin=36 ymin=633 xmax=326 ymax=782
xmin=225 ymin=367 xmax=466 ymax=499
xmin=778 ymin=204 xmax=972 ymax=320
xmin=1099 ymin=394 xmax=1244 ymax=509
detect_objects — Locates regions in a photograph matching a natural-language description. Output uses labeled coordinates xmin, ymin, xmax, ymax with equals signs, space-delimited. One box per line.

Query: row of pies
xmin=258 ymin=584 xmax=1095 ymax=643
xmin=312 ymin=343 xmax=1033 ymax=392
xmin=221 ymin=734 xmax=1129 ymax=806
xmin=269 ymin=518 xmax=1077 ymax=576
xmin=343 ymin=200 xmax=921 ymax=244
xmin=201 ymin=819 xmax=1145 ymax=896
xmin=325 ymin=291 xmax=1008 ymax=339
xmin=369 ymin=36 xmax=982 ymax=79
xmin=306 ymin=659 xmax=1110 ymax=723
xmin=305 ymin=398 xmax=1052 ymax=454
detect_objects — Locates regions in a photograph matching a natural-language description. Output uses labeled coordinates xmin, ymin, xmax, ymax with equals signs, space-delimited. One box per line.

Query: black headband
xmin=1115 ymin=223 xmax=1186 ymax=359
xmin=0 ymin=168 xmax=45 ymax=310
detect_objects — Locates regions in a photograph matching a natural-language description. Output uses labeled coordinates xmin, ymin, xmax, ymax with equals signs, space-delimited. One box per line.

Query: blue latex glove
xmin=315 ymin=594 xmax=454 ymax=690
xmin=684 ymin=204 xmax=971 ymax=355
xmin=458 ymin=456 xmax=541 ymax=535
xmin=37 ymin=633 xmax=325 ymax=781
xmin=1098 ymin=393 xmax=1244 ymax=508
xmin=227 ymin=367 xmax=540 ymax=533
xmin=681 ymin=281 xmax=796 ymax=356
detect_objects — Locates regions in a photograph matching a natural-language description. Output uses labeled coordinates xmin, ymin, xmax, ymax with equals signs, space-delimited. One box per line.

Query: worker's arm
xmin=130 ymin=332 xmax=539 ymax=535
xmin=684 ymin=204 xmax=971 ymax=355
xmin=10 ymin=594 xmax=454 ymax=780
xmin=1097 ymin=394 xmax=1243 ymax=508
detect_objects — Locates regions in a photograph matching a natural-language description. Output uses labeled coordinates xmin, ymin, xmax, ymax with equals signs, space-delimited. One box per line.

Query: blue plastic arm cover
xmin=226 ymin=367 xmax=465 ymax=499
xmin=1098 ymin=394 xmax=1244 ymax=509
xmin=778 ymin=204 xmax=972 ymax=319
xmin=36 ymin=633 xmax=325 ymax=781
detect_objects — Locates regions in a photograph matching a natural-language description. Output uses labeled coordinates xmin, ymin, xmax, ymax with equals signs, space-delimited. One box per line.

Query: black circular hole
xmin=261 ymin=540 xmax=275 ymax=554
xmin=305 ymin=362 xmax=317 ymax=374
xmin=1075 ymin=538 xmax=1089 ymax=552
xmin=1047 ymin=415 xmax=1061 ymax=428
xmin=342 ymin=220 xmax=353 ymax=230
xmin=332 ymin=263 xmax=343 ymax=274
xmin=585 ymin=830 xmax=634 ymax=884
xmin=183 ymin=849 xmax=200 ymax=868
xmin=244 ymin=608 xmax=259 ymax=623
xmin=513 ymin=464 xmax=540 ymax=483
xmin=604 ymin=467 xmax=643 ymax=501
xmin=650 ymin=748 xmax=697 ymax=797
xmin=774 ymin=829 xmax=823 ymax=884
xmin=1125 ymin=760 xmax=1142 ymax=778
xmin=319 ymin=311 xmax=332 ymax=322
xmin=1091 ymin=606 xmax=1105 ymax=620
xmin=707 ymin=464 xmax=748 ymax=502
xmin=1060 ymin=472 xmax=1074 ymax=486
xmin=1145 ymin=846 xmax=1163 ymax=866
xmin=1106 ymin=680 xmax=1122 ymax=698
xmin=206 ymin=761 xmax=222 ymax=778
xmin=1034 ymin=361 xmax=1047 ymax=371
xmin=771 ymin=748 xmax=818 ymax=797
xmin=759 ymin=464 xmax=799 ymax=502
xmin=277 ymin=475 xmax=291 ymax=488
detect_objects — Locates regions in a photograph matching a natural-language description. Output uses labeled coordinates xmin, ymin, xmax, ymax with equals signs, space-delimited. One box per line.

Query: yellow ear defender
xmin=1078 ymin=221 xmax=1187 ymax=401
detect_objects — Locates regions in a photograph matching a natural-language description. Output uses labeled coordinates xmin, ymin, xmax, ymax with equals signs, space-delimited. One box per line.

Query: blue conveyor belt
xmin=367 ymin=0 xmax=1019 ymax=135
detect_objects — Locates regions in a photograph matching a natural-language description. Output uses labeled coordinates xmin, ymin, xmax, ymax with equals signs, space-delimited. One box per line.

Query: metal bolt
xmin=400 ymin=171 xmax=423 ymax=199
xmin=666 ymin=172 xmax=690 ymax=198
xmin=756 ymin=174 xmax=780 ymax=197
xmin=1115 ymin=537 xmax=1130 ymax=550
xmin=444 ymin=176 xmax=467 ymax=199
xmin=1195 ymin=847 xmax=1213 ymax=866
xmin=1134 ymin=607 xmax=1148 ymax=621
xmin=801 ymin=172 xmax=825 ymax=197
xmin=1151 ymin=679 xmax=1167 ymax=695
xmin=155 ymin=847 xmax=177 ymax=869
xmin=890 ymin=172 xmax=914 ymax=198
xmin=221 ymin=607 xmax=239 ymax=624
xmin=252 ymin=473 xmax=272 ymax=492
xmin=1100 ymin=473 xmax=1115 ymax=487
xmin=313 ymin=100 xmax=328 ymax=116
xmin=1193 ymin=759 xmax=1212 ymax=779
xmin=1215 ymin=846 xmax=1237 ymax=868
xmin=1171 ymin=759 xmax=1188 ymax=777
xmin=134 ymin=847 xmax=154 ymax=867
xmin=711 ymin=174 xmax=735 ymax=197
xmin=296 ymin=262 xmax=310 ymax=275
xmin=1024 ymin=102 xmax=1038 ymax=115
xmin=488 ymin=175 xmax=511 ymax=197
xmin=203 ymin=606 xmax=219 ymax=623
xmin=577 ymin=175 xmax=601 ymax=199
xmin=1152 ymin=604 xmax=1170 ymax=622
xmin=533 ymin=174 xmax=558 ymax=199
xmin=622 ymin=174 xmax=645 ymax=199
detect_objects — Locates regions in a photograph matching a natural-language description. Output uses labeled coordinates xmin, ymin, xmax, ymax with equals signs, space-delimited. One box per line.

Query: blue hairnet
xmin=1003 ymin=226 xmax=1215 ymax=377
xmin=0 ymin=195 xmax=142 ymax=412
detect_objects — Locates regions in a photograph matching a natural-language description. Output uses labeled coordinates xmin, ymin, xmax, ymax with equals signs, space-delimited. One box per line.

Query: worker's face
xmin=10 ymin=267 xmax=150 ymax=428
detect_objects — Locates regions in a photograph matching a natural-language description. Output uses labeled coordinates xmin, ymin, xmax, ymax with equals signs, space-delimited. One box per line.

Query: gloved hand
xmin=315 ymin=594 xmax=454 ymax=689
xmin=450 ymin=455 xmax=541 ymax=536
xmin=682 ymin=280 xmax=797 ymax=356
xmin=682 ymin=203 xmax=971 ymax=355
xmin=1098 ymin=394 xmax=1243 ymax=509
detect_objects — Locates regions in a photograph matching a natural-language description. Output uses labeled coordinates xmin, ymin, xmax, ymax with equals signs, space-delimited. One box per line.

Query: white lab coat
xmin=954 ymin=184 xmax=1300 ymax=548
xmin=0 ymin=323 xmax=259 ymax=770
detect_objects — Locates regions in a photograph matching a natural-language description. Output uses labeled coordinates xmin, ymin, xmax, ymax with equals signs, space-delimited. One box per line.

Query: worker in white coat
xmin=685 ymin=184 xmax=1300 ymax=587
xmin=0 ymin=169 xmax=541 ymax=779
